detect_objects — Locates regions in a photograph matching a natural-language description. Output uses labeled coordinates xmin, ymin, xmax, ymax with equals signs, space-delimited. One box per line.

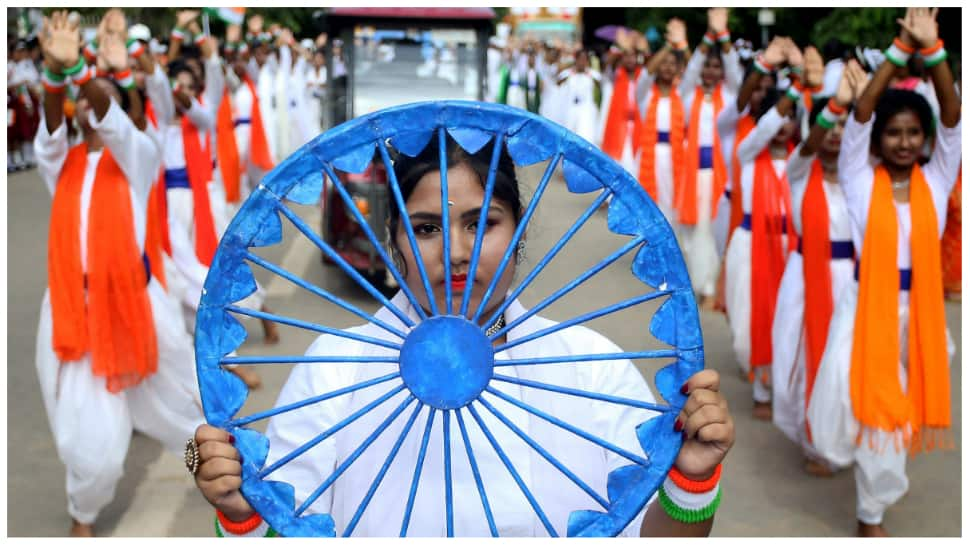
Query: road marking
xmin=266 ymin=208 xmax=322 ymax=298
xmin=109 ymin=449 xmax=195 ymax=537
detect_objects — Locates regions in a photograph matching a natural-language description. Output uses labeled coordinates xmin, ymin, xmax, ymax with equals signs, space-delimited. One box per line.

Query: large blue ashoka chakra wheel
xmin=195 ymin=101 xmax=704 ymax=537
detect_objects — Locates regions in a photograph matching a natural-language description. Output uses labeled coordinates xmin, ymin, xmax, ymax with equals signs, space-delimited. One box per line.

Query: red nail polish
xmin=680 ymin=383 xmax=689 ymax=395
xmin=674 ymin=418 xmax=683 ymax=432
xmin=228 ymin=434 xmax=236 ymax=445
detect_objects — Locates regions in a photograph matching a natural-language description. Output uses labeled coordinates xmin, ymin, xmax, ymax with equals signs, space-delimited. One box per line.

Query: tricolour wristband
xmin=171 ymin=27 xmax=188 ymax=41
xmin=127 ymin=39 xmax=145 ymax=59
xmin=71 ymin=64 xmax=95 ymax=86
xmin=42 ymin=68 xmax=66 ymax=94
xmin=816 ymin=103 xmax=842 ymax=130
xmin=921 ymin=40 xmax=947 ymax=68
xmin=716 ymin=30 xmax=731 ymax=43
xmin=885 ymin=41 xmax=911 ymax=67
xmin=82 ymin=41 xmax=98 ymax=63
xmin=669 ymin=40 xmax=688 ymax=51
xmin=113 ymin=68 xmax=135 ymax=90
xmin=827 ymin=98 xmax=847 ymax=116
xmin=62 ymin=57 xmax=87 ymax=77
xmin=668 ymin=463 xmax=721 ymax=493
xmin=753 ymin=55 xmax=774 ymax=75
xmin=894 ymin=37 xmax=916 ymax=55
xmin=702 ymin=32 xmax=716 ymax=47
xmin=194 ymin=33 xmax=206 ymax=46
xmin=785 ymin=84 xmax=803 ymax=102
xmin=658 ymin=480 xmax=722 ymax=524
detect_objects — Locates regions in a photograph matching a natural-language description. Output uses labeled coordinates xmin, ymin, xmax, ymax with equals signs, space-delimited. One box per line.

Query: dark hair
xmin=822 ymin=38 xmax=847 ymax=63
xmin=387 ymin=135 xmax=522 ymax=252
xmin=81 ymin=77 xmax=131 ymax=113
xmin=755 ymin=86 xmax=781 ymax=120
xmin=704 ymin=47 xmax=723 ymax=66
xmin=167 ymin=59 xmax=199 ymax=88
xmin=742 ymin=63 xmax=777 ymax=86
xmin=869 ymin=88 xmax=934 ymax=154
xmin=808 ymin=95 xmax=831 ymax=128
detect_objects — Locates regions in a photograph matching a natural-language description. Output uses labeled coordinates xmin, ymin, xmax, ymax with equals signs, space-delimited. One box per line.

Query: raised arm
xmin=898 ymin=7 xmax=959 ymax=128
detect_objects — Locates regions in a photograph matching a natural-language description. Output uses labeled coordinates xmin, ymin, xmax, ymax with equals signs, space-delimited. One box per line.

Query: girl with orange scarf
xmin=723 ymin=39 xmax=802 ymax=419
xmin=33 ymin=13 xmax=203 ymax=536
xmin=599 ymin=44 xmax=644 ymax=180
xmin=770 ymin=51 xmax=854 ymax=478
xmin=676 ymin=8 xmax=743 ymax=308
xmin=806 ymin=9 xmax=960 ymax=537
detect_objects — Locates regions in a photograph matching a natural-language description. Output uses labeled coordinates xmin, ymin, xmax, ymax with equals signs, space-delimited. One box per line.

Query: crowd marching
xmin=10 ymin=5 xmax=962 ymax=538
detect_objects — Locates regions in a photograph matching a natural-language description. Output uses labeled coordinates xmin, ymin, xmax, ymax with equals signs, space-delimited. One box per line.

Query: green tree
xmin=810 ymin=7 xmax=904 ymax=49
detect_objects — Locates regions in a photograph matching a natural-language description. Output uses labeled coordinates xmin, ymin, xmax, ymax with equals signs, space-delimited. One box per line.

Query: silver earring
xmin=515 ymin=241 xmax=526 ymax=265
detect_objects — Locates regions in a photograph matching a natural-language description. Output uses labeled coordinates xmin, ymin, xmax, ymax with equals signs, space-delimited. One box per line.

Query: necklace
xmin=892 ymin=180 xmax=910 ymax=190
xmin=485 ymin=314 xmax=506 ymax=337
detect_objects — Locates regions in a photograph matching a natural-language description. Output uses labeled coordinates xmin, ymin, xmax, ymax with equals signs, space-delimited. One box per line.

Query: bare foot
xmin=260 ymin=305 xmax=280 ymax=345
xmin=804 ymin=458 xmax=835 ymax=477
xmin=70 ymin=519 xmax=95 ymax=537
xmin=229 ymin=366 xmax=263 ymax=389
xmin=752 ymin=401 xmax=772 ymax=421
xmin=699 ymin=295 xmax=717 ymax=311
xmin=857 ymin=521 xmax=889 ymax=537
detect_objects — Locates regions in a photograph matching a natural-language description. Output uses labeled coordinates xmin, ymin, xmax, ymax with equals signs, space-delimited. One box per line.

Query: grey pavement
xmin=6 ymin=160 xmax=961 ymax=537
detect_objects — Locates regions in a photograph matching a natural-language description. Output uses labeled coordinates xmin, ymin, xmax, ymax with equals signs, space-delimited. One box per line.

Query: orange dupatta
xmin=677 ymin=85 xmax=727 ymax=225
xmin=48 ymin=144 xmax=158 ymax=392
xmin=601 ymin=66 xmax=642 ymax=162
xmin=216 ymin=91 xmax=242 ymax=203
xmin=800 ymin=160 xmax=833 ymax=438
xmin=181 ymin=117 xmax=219 ymax=266
xmin=728 ymin=115 xmax=757 ymax=243
xmin=749 ymin=147 xmax=796 ymax=379
xmin=243 ymin=76 xmax=275 ymax=171
xmin=638 ymin=84 xmax=685 ymax=201
xmin=850 ymin=164 xmax=950 ymax=453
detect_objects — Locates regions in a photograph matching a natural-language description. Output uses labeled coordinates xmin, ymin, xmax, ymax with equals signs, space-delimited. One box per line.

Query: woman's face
xmin=771 ymin=116 xmax=797 ymax=146
xmin=701 ymin=55 xmax=723 ymax=88
xmin=820 ymin=115 xmax=847 ymax=156
xmin=395 ymin=162 xmax=518 ymax=320
xmin=878 ymin=109 xmax=924 ymax=169
xmin=748 ymin=74 xmax=774 ymax=114
xmin=175 ymin=71 xmax=198 ymax=97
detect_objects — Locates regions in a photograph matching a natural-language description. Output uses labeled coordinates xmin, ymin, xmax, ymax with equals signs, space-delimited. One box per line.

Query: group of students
xmin=602 ymin=7 xmax=959 ymax=538
xmin=29 ymin=8 xmax=338 ymax=536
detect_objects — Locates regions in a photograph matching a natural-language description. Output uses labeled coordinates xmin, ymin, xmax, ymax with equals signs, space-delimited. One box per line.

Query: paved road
xmin=6 ymin=160 xmax=961 ymax=537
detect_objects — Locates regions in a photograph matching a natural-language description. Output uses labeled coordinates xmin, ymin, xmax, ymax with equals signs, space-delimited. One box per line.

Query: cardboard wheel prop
xmin=195 ymin=101 xmax=704 ymax=537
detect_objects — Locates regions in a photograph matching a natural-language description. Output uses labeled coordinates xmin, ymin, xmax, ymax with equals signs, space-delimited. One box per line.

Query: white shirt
xmin=263 ymin=292 xmax=659 ymax=537
xmin=736 ymin=107 xmax=791 ymax=214
xmin=786 ymin=145 xmax=852 ymax=240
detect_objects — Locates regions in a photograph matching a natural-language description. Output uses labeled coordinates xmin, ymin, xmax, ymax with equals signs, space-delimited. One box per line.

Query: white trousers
xmin=36 ymin=281 xmax=204 ymax=524
xmin=679 ymin=168 xmax=718 ymax=297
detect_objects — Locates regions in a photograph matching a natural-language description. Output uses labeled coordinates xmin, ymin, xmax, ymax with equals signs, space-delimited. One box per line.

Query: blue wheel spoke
xmin=295 ymin=394 xmax=417 ymax=516
xmin=460 ymin=133 xmax=504 ymax=317
xmin=494 ymin=350 xmax=678 ymax=367
xmin=259 ymin=383 xmax=407 ymax=479
xmin=378 ymin=139 xmax=440 ymax=317
xmin=343 ymin=402 xmax=425 ymax=537
xmin=467 ymin=403 xmax=558 ymax=537
xmin=401 ymin=408 xmax=436 ymax=537
xmin=454 ymin=409 xmax=498 ymax=537
xmin=472 ymin=153 xmax=563 ymax=323
xmin=496 ymin=235 xmax=646 ymax=338
xmin=320 ymin=162 xmax=429 ymax=321
xmin=491 ymin=373 xmax=673 ymax=414
xmin=221 ymin=355 xmax=398 ymax=365
xmin=245 ymin=252 xmax=408 ymax=341
xmin=494 ymin=289 xmax=673 ymax=349
xmin=483 ymin=386 xmax=648 ymax=467
xmin=274 ymin=200 xmax=417 ymax=328
xmin=229 ymin=373 xmax=401 ymax=427
xmin=225 ymin=305 xmax=402 ymax=351
xmin=439 ymin=129 xmax=453 ymax=315
xmin=443 ymin=409 xmax=454 ymax=536
xmin=476 ymin=396 xmax=610 ymax=510
xmin=483 ymin=188 xmax=613 ymax=329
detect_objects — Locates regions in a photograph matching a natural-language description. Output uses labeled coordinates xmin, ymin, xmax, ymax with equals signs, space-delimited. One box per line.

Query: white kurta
xmin=557 ymin=69 xmax=601 ymax=145
xmin=806 ymin=114 xmax=960 ymax=525
xmin=262 ymin=292 xmax=660 ymax=536
xmin=34 ymin=102 xmax=204 ymax=525
xmin=723 ymin=107 xmax=792 ymax=400
xmin=769 ymin=146 xmax=853 ymax=469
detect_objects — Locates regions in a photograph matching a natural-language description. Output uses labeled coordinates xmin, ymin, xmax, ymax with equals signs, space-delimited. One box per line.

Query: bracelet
xmin=669 ymin=40 xmax=688 ymax=51
xmin=42 ymin=67 xmax=66 ymax=94
xmin=71 ymin=64 xmax=95 ymax=86
xmin=920 ymin=40 xmax=947 ymax=68
xmin=668 ymin=463 xmax=721 ymax=493
xmin=716 ymin=30 xmax=731 ymax=43
xmin=194 ymin=33 xmax=207 ymax=46
xmin=702 ymin=32 xmax=716 ymax=48
xmin=658 ymin=482 xmax=722 ymax=524
xmin=216 ymin=510 xmax=264 ymax=535
xmin=893 ymin=37 xmax=916 ymax=55
xmin=113 ymin=68 xmax=135 ymax=90
xmin=827 ymin=97 xmax=847 ymax=116
xmin=171 ymin=27 xmax=188 ymax=41
xmin=785 ymin=84 xmax=803 ymax=102
xmin=82 ymin=41 xmax=99 ymax=63
xmin=127 ymin=39 xmax=145 ymax=59
xmin=753 ymin=55 xmax=774 ymax=75
xmin=816 ymin=101 xmax=845 ymax=130
xmin=885 ymin=39 xmax=912 ymax=67
xmin=62 ymin=57 xmax=87 ymax=77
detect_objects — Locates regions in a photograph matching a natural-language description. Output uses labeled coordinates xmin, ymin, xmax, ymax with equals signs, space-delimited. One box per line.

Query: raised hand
xmin=99 ymin=33 xmax=128 ymax=72
xmin=226 ymin=24 xmax=241 ymax=44
xmin=666 ymin=18 xmax=687 ymax=46
xmin=762 ymin=36 xmax=787 ymax=67
xmin=635 ymin=32 xmax=649 ymax=53
xmin=199 ymin=35 xmax=216 ymax=59
xmin=783 ymin=38 xmax=804 ymax=71
xmin=834 ymin=60 xmax=857 ymax=106
xmin=844 ymin=58 xmax=869 ymax=99
xmin=176 ymin=9 xmax=200 ymax=30
xmin=41 ymin=10 xmax=80 ymax=72
xmin=897 ymin=7 xmax=939 ymax=49
xmin=248 ymin=14 xmax=264 ymax=36
xmin=615 ymin=27 xmax=632 ymax=50
xmin=708 ymin=7 xmax=728 ymax=34
xmin=803 ymin=45 xmax=824 ymax=88
xmin=103 ymin=8 xmax=127 ymax=41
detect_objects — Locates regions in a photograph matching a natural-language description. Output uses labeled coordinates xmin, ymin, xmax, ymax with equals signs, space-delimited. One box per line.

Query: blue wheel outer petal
xmin=196 ymin=100 xmax=704 ymax=537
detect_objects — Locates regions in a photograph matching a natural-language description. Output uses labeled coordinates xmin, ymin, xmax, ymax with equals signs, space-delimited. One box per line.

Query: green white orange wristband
xmin=785 ymin=82 xmax=804 ymax=102
xmin=816 ymin=98 xmax=846 ymax=130
xmin=658 ymin=464 xmax=722 ymax=523
xmin=716 ymin=30 xmax=731 ymax=44
xmin=885 ymin=37 xmax=914 ymax=67
xmin=113 ymin=68 xmax=135 ymax=90
xmin=753 ymin=55 xmax=774 ymax=75
xmin=42 ymin=67 xmax=67 ymax=94
xmin=215 ymin=510 xmax=278 ymax=537
xmin=920 ymin=39 xmax=947 ymax=68
xmin=702 ymin=32 xmax=716 ymax=48
xmin=127 ymin=38 xmax=145 ymax=59
xmin=171 ymin=27 xmax=188 ymax=42
xmin=83 ymin=41 xmax=98 ymax=63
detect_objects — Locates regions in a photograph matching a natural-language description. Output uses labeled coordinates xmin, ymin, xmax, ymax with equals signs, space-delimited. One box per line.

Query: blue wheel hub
xmin=399 ymin=316 xmax=494 ymax=410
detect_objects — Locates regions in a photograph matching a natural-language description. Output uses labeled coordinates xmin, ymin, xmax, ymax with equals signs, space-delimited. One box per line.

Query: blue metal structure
xmin=195 ymin=101 xmax=704 ymax=537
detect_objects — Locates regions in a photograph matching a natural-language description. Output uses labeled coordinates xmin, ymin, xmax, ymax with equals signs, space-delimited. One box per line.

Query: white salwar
xmin=806 ymin=115 xmax=960 ymax=525
xmin=557 ymin=68 xmax=601 ymax=145
xmin=262 ymin=291 xmax=660 ymax=536
xmin=33 ymin=102 xmax=204 ymax=525
xmin=723 ymin=107 xmax=792 ymax=401
xmin=305 ymin=65 xmax=327 ymax=136
xmin=712 ymin=102 xmax=749 ymax=257
xmin=769 ymin=145 xmax=853 ymax=470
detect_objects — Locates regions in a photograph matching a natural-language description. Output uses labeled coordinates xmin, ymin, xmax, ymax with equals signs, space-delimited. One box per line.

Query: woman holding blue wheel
xmin=189 ymin=133 xmax=735 ymax=537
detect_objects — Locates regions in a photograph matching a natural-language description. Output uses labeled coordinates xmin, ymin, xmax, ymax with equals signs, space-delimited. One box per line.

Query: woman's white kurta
xmin=34 ymin=102 xmax=204 ymax=525
xmin=263 ymin=292 xmax=660 ymax=536
xmin=558 ymin=69 xmax=601 ymax=145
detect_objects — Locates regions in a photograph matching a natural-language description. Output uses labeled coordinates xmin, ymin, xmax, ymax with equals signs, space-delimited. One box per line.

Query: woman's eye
xmin=415 ymin=223 xmax=440 ymax=236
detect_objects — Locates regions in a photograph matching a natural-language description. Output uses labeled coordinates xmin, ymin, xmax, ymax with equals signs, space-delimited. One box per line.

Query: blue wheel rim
xmin=195 ymin=101 xmax=704 ymax=537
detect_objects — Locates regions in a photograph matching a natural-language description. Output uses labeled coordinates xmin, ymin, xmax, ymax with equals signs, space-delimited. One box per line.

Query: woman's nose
xmin=448 ymin=226 xmax=472 ymax=266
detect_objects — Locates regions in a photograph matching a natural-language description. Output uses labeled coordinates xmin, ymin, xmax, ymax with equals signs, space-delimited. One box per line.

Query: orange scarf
xmin=216 ymin=91 xmax=242 ymax=203
xmin=728 ymin=115 xmax=757 ymax=243
xmin=800 ymin=160 xmax=833 ymax=437
xmin=243 ymin=76 xmax=275 ymax=172
xmin=637 ymin=84 xmax=685 ymax=201
xmin=850 ymin=164 xmax=950 ymax=453
xmin=48 ymin=144 xmax=158 ymax=393
xmin=750 ymin=147 xmax=796 ymax=379
xmin=181 ymin=117 xmax=219 ymax=266
xmin=143 ymin=99 xmax=169 ymax=288
xmin=601 ymin=67 xmax=642 ymax=162
xmin=677 ymin=85 xmax=727 ymax=225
